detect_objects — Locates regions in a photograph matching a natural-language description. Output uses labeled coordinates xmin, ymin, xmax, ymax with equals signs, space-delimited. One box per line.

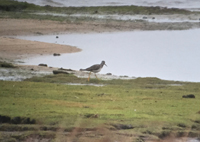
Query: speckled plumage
xmin=80 ymin=61 xmax=107 ymax=81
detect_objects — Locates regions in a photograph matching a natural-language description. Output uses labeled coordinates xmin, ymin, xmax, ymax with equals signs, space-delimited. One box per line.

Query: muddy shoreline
xmin=0 ymin=15 xmax=200 ymax=80
xmin=1 ymin=16 xmax=200 ymax=61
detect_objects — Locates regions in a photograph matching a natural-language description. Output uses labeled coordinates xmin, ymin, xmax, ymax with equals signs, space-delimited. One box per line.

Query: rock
xmin=59 ymin=68 xmax=74 ymax=71
xmin=84 ymin=113 xmax=98 ymax=118
xmin=38 ymin=64 xmax=47 ymax=67
xmin=112 ymin=124 xmax=134 ymax=130
xmin=120 ymin=75 xmax=129 ymax=77
xmin=182 ymin=94 xmax=195 ymax=98
xmin=106 ymin=73 xmax=112 ymax=75
xmin=53 ymin=53 xmax=61 ymax=56
xmin=36 ymin=32 xmax=43 ymax=35
xmin=53 ymin=70 xmax=69 ymax=75
xmin=56 ymin=36 xmax=59 ymax=38
xmin=45 ymin=5 xmax=51 ymax=7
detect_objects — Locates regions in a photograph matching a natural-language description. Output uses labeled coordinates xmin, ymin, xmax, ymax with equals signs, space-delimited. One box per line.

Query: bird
xmin=80 ymin=61 xmax=107 ymax=81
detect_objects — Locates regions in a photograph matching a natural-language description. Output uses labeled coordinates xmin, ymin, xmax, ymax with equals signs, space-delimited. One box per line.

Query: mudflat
xmin=0 ymin=16 xmax=199 ymax=61
xmin=0 ymin=19 xmax=85 ymax=61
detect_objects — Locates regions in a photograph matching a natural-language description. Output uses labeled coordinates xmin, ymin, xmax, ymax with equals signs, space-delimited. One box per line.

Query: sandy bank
xmin=0 ymin=37 xmax=81 ymax=60
xmin=0 ymin=17 xmax=199 ymax=80
xmin=1 ymin=17 xmax=199 ymax=61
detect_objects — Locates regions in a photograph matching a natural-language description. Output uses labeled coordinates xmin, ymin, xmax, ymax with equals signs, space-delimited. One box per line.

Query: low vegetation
xmin=0 ymin=0 xmax=41 ymax=11
xmin=0 ymin=0 xmax=197 ymax=22
xmin=0 ymin=61 xmax=15 ymax=68
xmin=0 ymin=0 xmax=191 ymax=15
xmin=0 ymin=74 xmax=200 ymax=141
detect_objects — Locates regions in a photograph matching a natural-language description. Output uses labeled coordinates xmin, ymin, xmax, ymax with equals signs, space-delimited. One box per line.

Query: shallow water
xmin=17 ymin=0 xmax=200 ymax=11
xmin=173 ymin=138 xmax=200 ymax=142
xmin=0 ymin=68 xmax=51 ymax=81
xmin=17 ymin=29 xmax=200 ymax=82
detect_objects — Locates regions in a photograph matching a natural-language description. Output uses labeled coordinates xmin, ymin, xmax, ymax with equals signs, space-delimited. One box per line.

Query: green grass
xmin=1 ymin=74 xmax=200 ymax=140
xmin=0 ymin=0 xmax=42 ymax=11
xmin=1 ymin=0 xmax=200 ymax=140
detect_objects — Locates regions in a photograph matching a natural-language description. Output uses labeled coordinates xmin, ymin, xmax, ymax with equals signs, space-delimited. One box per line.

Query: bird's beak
xmin=105 ymin=64 xmax=107 ymax=67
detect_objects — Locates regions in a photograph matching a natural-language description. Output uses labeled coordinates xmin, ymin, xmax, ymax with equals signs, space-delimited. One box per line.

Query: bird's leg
xmin=95 ymin=74 xmax=99 ymax=80
xmin=88 ymin=72 xmax=91 ymax=81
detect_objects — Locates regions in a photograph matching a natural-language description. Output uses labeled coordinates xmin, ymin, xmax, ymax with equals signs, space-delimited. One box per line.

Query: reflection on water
xmin=17 ymin=29 xmax=200 ymax=82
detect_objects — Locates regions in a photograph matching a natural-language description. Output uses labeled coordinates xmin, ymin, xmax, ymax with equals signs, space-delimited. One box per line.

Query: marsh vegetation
xmin=0 ymin=0 xmax=198 ymax=22
xmin=0 ymin=73 xmax=200 ymax=141
xmin=1 ymin=0 xmax=200 ymax=141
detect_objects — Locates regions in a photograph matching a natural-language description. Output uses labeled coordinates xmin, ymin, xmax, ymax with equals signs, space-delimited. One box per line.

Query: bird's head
xmin=101 ymin=61 xmax=107 ymax=67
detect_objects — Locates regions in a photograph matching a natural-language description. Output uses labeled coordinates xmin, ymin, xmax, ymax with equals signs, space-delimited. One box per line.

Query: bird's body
xmin=80 ymin=61 xmax=107 ymax=81
xmin=80 ymin=61 xmax=105 ymax=73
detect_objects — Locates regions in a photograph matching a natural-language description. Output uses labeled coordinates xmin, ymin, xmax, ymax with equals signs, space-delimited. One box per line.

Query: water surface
xmin=17 ymin=29 xmax=200 ymax=82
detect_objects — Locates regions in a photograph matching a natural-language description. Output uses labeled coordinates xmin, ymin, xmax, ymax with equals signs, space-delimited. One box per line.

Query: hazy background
xmin=16 ymin=0 xmax=200 ymax=11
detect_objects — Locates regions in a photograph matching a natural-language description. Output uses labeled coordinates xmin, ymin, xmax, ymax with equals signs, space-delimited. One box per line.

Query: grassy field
xmin=0 ymin=73 xmax=200 ymax=141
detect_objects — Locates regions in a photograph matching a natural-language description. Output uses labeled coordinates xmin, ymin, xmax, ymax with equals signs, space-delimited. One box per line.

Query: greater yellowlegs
xmin=80 ymin=61 xmax=107 ymax=81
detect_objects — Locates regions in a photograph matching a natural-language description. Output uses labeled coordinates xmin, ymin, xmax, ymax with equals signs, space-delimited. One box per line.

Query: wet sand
xmin=0 ymin=37 xmax=81 ymax=60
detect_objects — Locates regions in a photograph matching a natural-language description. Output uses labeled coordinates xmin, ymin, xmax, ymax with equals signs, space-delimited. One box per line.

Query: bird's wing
xmin=85 ymin=64 xmax=100 ymax=71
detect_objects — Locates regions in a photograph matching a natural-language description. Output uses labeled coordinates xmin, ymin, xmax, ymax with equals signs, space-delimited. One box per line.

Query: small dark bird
xmin=80 ymin=61 xmax=107 ymax=81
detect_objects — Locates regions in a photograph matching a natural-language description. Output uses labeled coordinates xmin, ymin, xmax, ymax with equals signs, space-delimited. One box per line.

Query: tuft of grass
xmin=0 ymin=0 xmax=42 ymax=11
xmin=0 ymin=61 xmax=15 ymax=68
